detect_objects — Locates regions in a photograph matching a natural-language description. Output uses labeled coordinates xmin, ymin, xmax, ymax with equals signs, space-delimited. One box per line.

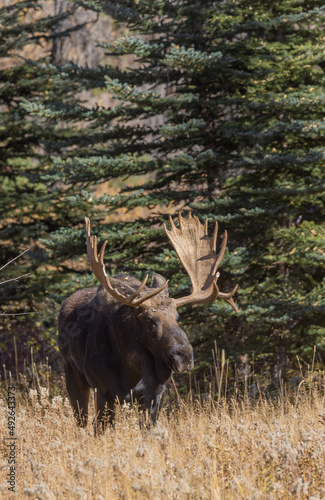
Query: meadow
xmin=0 ymin=361 xmax=324 ymax=500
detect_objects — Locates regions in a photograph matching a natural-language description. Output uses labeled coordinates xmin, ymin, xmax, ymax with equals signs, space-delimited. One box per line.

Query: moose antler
xmin=85 ymin=217 xmax=168 ymax=307
xmin=163 ymin=213 xmax=238 ymax=311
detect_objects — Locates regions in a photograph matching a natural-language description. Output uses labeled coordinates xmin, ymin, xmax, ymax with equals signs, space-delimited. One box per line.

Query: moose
xmin=58 ymin=213 xmax=238 ymax=432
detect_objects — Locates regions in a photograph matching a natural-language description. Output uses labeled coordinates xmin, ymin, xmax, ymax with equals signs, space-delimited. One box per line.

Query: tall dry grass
xmin=0 ymin=361 xmax=325 ymax=499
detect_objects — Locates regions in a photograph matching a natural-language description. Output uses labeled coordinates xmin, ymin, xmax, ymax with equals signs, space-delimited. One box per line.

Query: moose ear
xmin=151 ymin=273 xmax=169 ymax=296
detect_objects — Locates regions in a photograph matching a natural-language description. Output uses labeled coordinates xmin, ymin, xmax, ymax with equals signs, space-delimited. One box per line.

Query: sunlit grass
xmin=1 ymin=357 xmax=324 ymax=499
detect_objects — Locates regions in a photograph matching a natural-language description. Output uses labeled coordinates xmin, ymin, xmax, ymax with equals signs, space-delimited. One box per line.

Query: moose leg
xmin=124 ymin=379 xmax=145 ymax=403
xmin=124 ymin=378 xmax=162 ymax=424
xmin=130 ymin=379 xmax=164 ymax=420
xmin=142 ymin=358 xmax=171 ymax=423
xmin=144 ymin=383 xmax=165 ymax=424
xmin=93 ymin=390 xmax=115 ymax=435
xmin=142 ymin=369 xmax=166 ymax=423
xmin=64 ymin=363 xmax=90 ymax=428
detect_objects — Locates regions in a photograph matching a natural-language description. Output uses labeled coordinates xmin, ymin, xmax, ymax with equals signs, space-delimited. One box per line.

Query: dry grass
xmin=0 ymin=374 xmax=325 ymax=499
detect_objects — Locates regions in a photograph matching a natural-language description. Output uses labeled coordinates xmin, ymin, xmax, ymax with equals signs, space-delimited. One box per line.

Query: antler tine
xmin=178 ymin=212 xmax=183 ymax=230
xmin=92 ymin=236 xmax=98 ymax=265
xmin=218 ymin=284 xmax=239 ymax=313
xmin=128 ymin=274 xmax=149 ymax=302
xmin=85 ymin=217 xmax=168 ymax=308
xmin=85 ymin=216 xmax=91 ymax=237
xmin=212 ymin=230 xmax=227 ymax=276
xmin=134 ymin=279 xmax=169 ymax=306
xmin=204 ymin=218 xmax=209 ymax=234
xmin=212 ymin=221 xmax=218 ymax=251
xmin=98 ymin=240 xmax=108 ymax=266
xmin=164 ymin=216 xmax=174 ymax=236
xmin=85 ymin=218 xmax=105 ymax=287
xmin=169 ymin=214 xmax=177 ymax=233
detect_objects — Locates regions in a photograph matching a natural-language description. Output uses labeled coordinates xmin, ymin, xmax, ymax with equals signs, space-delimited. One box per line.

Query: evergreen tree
xmin=22 ymin=0 xmax=325 ymax=379
xmin=0 ymin=0 xmax=85 ymax=313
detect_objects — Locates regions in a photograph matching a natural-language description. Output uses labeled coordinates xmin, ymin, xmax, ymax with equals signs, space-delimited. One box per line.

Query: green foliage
xmin=2 ymin=0 xmax=325 ymax=378
xmin=0 ymin=0 xmax=85 ymax=310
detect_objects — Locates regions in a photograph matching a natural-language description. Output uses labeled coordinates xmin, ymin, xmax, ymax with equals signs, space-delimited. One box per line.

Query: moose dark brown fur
xmin=58 ymin=213 xmax=238 ymax=432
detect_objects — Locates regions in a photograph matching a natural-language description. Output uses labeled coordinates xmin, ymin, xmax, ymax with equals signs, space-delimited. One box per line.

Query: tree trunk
xmin=271 ymin=340 xmax=287 ymax=387
xmin=51 ymin=0 xmax=101 ymax=66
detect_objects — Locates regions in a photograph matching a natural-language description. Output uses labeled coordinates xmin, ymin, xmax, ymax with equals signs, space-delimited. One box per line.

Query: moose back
xmin=58 ymin=213 xmax=238 ymax=432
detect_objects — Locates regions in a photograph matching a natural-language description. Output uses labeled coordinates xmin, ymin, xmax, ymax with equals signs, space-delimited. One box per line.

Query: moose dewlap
xmin=58 ymin=213 xmax=238 ymax=432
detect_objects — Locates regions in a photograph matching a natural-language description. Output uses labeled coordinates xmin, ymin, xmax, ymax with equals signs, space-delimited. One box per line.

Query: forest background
xmin=1 ymin=0 xmax=325 ymax=393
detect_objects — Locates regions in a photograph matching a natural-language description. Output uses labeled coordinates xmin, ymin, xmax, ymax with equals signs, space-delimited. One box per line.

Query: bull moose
xmin=58 ymin=213 xmax=238 ymax=432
